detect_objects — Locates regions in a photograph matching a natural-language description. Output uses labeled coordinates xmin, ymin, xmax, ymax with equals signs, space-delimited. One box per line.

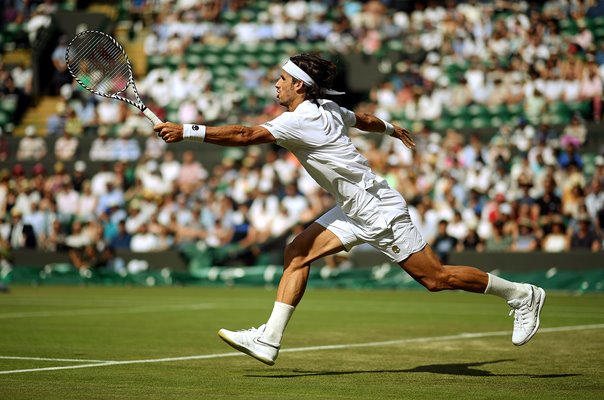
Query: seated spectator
xmin=16 ymin=125 xmax=46 ymax=161
xmin=113 ymin=127 xmax=141 ymax=162
xmin=110 ymin=220 xmax=132 ymax=250
xmin=541 ymin=218 xmax=568 ymax=252
xmin=456 ymin=227 xmax=484 ymax=252
xmin=89 ymin=127 xmax=115 ymax=161
xmin=54 ymin=130 xmax=79 ymax=161
xmin=569 ymin=214 xmax=602 ymax=252
xmin=432 ymin=220 xmax=457 ymax=263
xmin=511 ymin=218 xmax=538 ymax=252
xmin=484 ymin=220 xmax=513 ymax=252
xmin=178 ymin=150 xmax=208 ymax=194
xmin=159 ymin=150 xmax=181 ymax=184
xmin=561 ymin=115 xmax=587 ymax=147
xmin=7 ymin=208 xmax=36 ymax=249
xmin=130 ymin=223 xmax=169 ymax=252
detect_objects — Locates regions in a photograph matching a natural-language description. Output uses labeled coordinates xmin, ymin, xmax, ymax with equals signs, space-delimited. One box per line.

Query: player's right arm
xmin=154 ymin=122 xmax=276 ymax=146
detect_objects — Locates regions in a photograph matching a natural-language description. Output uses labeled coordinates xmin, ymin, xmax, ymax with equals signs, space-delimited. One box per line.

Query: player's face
xmin=275 ymin=71 xmax=297 ymax=107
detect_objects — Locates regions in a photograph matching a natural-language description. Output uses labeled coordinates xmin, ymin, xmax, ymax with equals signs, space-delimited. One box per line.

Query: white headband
xmin=282 ymin=60 xmax=345 ymax=96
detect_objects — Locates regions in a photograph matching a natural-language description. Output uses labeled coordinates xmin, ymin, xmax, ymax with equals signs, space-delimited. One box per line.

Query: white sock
xmin=263 ymin=302 xmax=295 ymax=345
xmin=484 ymin=273 xmax=530 ymax=302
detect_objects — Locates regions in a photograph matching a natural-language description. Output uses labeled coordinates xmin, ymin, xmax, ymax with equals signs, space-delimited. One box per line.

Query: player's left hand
xmin=391 ymin=124 xmax=415 ymax=149
xmin=154 ymin=122 xmax=184 ymax=143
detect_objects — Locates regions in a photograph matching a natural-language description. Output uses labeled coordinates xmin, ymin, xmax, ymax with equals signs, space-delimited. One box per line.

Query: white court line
xmin=1 ymin=323 xmax=603 ymax=376
xmin=0 ymin=356 xmax=114 ymax=363
xmin=0 ymin=303 xmax=216 ymax=319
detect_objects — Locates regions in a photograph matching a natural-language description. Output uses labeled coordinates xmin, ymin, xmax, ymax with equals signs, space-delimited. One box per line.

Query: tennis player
xmin=154 ymin=54 xmax=546 ymax=366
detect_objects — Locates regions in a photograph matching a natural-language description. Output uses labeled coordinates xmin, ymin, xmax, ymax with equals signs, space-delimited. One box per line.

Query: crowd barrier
xmin=3 ymin=249 xmax=603 ymax=293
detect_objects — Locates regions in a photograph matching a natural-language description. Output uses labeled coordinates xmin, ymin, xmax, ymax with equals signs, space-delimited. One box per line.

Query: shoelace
xmin=509 ymin=304 xmax=528 ymax=328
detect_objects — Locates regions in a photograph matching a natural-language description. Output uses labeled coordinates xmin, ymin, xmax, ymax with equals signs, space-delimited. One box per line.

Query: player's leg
xmin=218 ymin=222 xmax=347 ymax=365
xmin=399 ymin=245 xmax=546 ymax=345
xmin=276 ymin=222 xmax=346 ymax=305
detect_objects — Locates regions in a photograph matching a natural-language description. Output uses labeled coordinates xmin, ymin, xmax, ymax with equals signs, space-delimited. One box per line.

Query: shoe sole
xmin=217 ymin=329 xmax=276 ymax=366
xmin=514 ymin=287 xmax=546 ymax=346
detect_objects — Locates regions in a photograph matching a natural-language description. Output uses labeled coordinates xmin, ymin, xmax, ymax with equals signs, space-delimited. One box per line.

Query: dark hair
xmin=290 ymin=53 xmax=337 ymax=103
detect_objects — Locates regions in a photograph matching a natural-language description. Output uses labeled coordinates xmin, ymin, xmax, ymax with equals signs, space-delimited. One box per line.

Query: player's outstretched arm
xmin=154 ymin=122 xmax=276 ymax=146
xmin=353 ymin=112 xmax=415 ymax=149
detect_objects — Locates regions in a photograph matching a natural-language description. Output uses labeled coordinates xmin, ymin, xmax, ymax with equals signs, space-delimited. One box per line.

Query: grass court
xmin=1 ymin=286 xmax=603 ymax=399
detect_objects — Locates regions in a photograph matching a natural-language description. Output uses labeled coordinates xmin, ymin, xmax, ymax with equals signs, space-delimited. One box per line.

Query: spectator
xmin=178 ymin=150 xmax=208 ymax=193
xmin=54 ymin=130 xmax=79 ymax=161
xmin=16 ymin=125 xmax=46 ymax=161
xmin=89 ymin=127 xmax=116 ymax=162
xmin=50 ymin=35 xmax=71 ymax=95
xmin=511 ymin=218 xmax=538 ymax=252
xmin=484 ymin=221 xmax=513 ymax=252
xmin=7 ymin=208 xmax=36 ymax=249
xmin=432 ymin=220 xmax=458 ymax=263
xmin=110 ymin=220 xmax=132 ymax=250
xmin=569 ymin=214 xmax=602 ymax=252
xmin=130 ymin=223 xmax=168 ymax=252
xmin=542 ymin=217 xmax=568 ymax=252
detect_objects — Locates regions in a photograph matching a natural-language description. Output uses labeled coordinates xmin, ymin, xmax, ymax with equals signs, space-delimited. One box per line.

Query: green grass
xmin=0 ymin=286 xmax=603 ymax=399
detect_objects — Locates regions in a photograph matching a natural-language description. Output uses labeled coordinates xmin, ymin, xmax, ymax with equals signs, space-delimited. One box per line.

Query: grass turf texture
xmin=0 ymin=286 xmax=603 ymax=400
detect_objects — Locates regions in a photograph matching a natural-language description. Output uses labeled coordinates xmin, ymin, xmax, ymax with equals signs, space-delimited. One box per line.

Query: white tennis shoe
xmin=507 ymin=285 xmax=546 ymax=346
xmin=218 ymin=324 xmax=279 ymax=366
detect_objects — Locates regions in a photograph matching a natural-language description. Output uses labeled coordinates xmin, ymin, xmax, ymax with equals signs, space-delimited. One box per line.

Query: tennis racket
xmin=65 ymin=30 xmax=162 ymax=125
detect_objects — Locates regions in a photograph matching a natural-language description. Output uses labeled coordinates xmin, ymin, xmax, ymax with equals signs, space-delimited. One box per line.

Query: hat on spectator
xmin=25 ymin=125 xmax=36 ymax=137
xmin=595 ymin=155 xmax=604 ymax=166
xmin=12 ymin=164 xmax=25 ymax=176
xmin=74 ymin=160 xmax=87 ymax=172
xmin=32 ymin=163 xmax=46 ymax=175
xmin=54 ymin=162 xmax=65 ymax=174
xmin=11 ymin=208 xmax=22 ymax=217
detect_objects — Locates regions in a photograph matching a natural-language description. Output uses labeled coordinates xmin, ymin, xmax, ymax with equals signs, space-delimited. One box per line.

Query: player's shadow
xmin=246 ymin=359 xmax=579 ymax=379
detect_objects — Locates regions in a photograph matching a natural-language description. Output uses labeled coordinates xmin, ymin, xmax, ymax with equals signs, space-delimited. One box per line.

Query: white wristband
xmin=379 ymin=118 xmax=394 ymax=136
xmin=183 ymin=124 xmax=206 ymax=142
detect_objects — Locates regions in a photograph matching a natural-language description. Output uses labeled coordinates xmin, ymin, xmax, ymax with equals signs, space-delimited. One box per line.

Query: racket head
xmin=65 ymin=30 xmax=134 ymax=98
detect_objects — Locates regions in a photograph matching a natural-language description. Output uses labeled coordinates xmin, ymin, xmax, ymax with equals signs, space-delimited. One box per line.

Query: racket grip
xmin=143 ymin=107 xmax=163 ymax=125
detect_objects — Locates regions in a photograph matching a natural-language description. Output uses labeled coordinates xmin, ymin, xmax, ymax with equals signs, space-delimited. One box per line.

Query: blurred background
xmin=0 ymin=0 xmax=603 ymax=291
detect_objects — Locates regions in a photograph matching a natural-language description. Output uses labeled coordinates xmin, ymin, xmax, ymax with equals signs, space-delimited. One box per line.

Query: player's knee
xmin=283 ymin=243 xmax=306 ymax=270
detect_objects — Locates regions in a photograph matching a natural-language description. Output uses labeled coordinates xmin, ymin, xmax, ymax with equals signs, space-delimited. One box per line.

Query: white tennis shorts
xmin=316 ymin=185 xmax=426 ymax=263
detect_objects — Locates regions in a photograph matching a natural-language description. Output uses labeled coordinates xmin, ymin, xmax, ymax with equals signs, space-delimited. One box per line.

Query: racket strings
xmin=68 ymin=32 xmax=131 ymax=95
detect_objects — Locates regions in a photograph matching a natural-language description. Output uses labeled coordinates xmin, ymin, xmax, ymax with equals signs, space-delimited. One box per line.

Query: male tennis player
xmin=154 ymin=54 xmax=546 ymax=366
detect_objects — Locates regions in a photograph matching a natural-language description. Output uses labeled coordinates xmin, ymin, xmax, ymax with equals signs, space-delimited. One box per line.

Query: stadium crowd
xmin=1 ymin=0 xmax=604 ymax=271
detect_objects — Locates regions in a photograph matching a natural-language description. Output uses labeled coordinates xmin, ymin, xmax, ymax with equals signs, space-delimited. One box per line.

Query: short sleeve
xmin=260 ymin=111 xmax=302 ymax=143
xmin=339 ymin=106 xmax=357 ymax=127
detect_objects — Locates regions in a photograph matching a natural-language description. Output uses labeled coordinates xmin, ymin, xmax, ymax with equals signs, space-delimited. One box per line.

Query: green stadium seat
xmin=487 ymin=104 xmax=509 ymax=119
xmin=490 ymin=116 xmax=504 ymax=128
xmin=451 ymin=118 xmax=467 ymax=130
xmin=567 ymin=101 xmax=591 ymax=118
xmin=186 ymin=43 xmax=206 ymax=56
xmin=0 ymin=98 xmax=17 ymax=114
xmin=146 ymin=55 xmax=164 ymax=70
xmin=167 ymin=55 xmax=185 ymax=69
xmin=431 ymin=117 xmax=451 ymax=131
xmin=467 ymin=104 xmax=490 ymax=118
xmin=445 ymin=106 xmax=469 ymax=120
xmin=507 ymin=103 xmax=524 ymax=118
xmin=185 ymin=54 xmax=203 ymax=68
xmin=0 ymin=110 xmax=8 ymax=127
xmin=470 ymin=116 xmax=490 ymax=129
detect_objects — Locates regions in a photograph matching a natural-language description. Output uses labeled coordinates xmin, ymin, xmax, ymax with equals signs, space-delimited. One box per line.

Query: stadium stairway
xmin=15 ymin=96 xmax=62 ymax=136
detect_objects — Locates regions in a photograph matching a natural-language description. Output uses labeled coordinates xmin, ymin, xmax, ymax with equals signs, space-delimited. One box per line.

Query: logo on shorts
xmin=192 ymin=125 xmax=199 ymax=131
xmin=392 ymin=245 xmax=401 ymax=254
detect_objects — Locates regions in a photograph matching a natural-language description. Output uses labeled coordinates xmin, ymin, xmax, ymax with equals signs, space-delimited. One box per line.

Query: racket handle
xmin=142 ymin=107 xmax=163 ymax=125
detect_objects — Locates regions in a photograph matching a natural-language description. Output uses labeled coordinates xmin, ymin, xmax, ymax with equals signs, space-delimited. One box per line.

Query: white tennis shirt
xmin=261 ymin=99 xmax=405 ymax=229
